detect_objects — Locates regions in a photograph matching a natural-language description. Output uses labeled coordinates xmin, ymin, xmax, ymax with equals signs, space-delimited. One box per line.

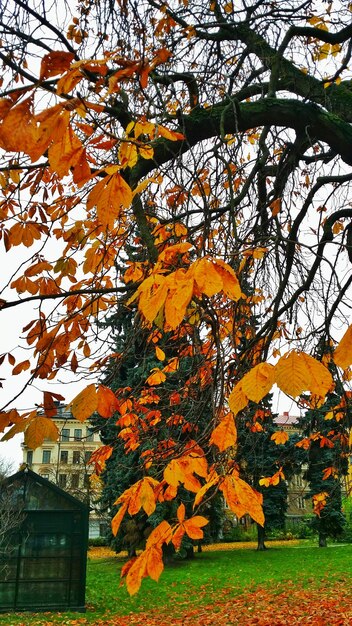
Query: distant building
xmin=22 ymin=402 xmax=108 ymax=538
xmin=274 ymin=411 xmax=311 ymax=519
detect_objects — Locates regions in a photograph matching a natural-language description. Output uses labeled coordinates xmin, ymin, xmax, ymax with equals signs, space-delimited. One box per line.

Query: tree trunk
xmin=185 ymin=545 xmax=194 ymax=559
xmin=257 ymin=524 xmax=268 ymax=551
xmin=319 ymin=532 xmax=327 ymax=547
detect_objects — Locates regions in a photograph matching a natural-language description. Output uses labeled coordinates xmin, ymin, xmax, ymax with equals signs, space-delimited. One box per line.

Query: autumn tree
xmin=1 ymin=0 xmax=352 ymax=593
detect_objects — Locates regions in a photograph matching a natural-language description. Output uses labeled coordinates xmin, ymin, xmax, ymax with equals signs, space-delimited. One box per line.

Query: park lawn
xmin=1 ymin=543 xmax=351 ymax=625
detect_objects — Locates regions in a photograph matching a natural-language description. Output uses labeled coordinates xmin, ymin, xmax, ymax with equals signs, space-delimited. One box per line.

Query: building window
xmin=298 ymin=497 xmax=306 ymax=510
xmin=71 ymin=473 xmax=79 ymax=488
xmin=61 ymin=428 xmax=70 ymax=442
xmin=27 ymin=450 xmax=33 ymax=466
xmin=296 ymin=474 xmax=303 ymax=487
xmin=84 ymin=450 xmax=92 ymax=463
xmin=86 ymin=428 xmax=94 ymax=442
xmin=42 ymin=450 xmax=51 ymax=464
xmin=74 ymin=428 xmax=82 ymax=441
xmin=99 ymin=522 xmax=109 ymax=538
xmin=60 ymin=450 xmax=68 ymax=464
xmin=73 ymin=451 xmax=81 ymax=464
xmin=58 ymin=474 xmax=67 ymax=488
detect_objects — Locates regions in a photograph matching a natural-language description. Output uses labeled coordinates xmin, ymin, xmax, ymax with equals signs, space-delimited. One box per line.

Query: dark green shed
xmin=0 ymin=467 xmax=89 ymax=612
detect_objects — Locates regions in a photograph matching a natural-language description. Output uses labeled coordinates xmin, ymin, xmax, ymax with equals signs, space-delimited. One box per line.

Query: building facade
xmin=22 ymin=402 xmax=107 ymax=538
xmin=274 ymin=412 xmax=311 ymax=519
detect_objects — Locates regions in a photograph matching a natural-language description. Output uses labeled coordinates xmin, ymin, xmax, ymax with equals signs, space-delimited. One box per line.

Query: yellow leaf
xmin=25 ymin=416 xmax=59 ymax=450
xmin=334 ymin=325 xmax=352 ymax=370
xmin=300 ymin=352 xmax=334 ymax=396
xmin=241 ymin=363 xmax=276 ymax=403
xmin=193 ymin=258 xmax=223 ymax=296
xmin=155 ymin=346 xmax=165 ymax=361
xmin=119 ymin=142 xmax=138 ymax=168
xmin=146 ymin=368 xmax=166 ymax=386
xmin=209 ymin=412 xmax=237 ymax=452
xmin=131 ymin=274 xmax=168 ymax=323
xmin=67 ymin=384 xmax=98 ymax=422
xmin=275 ymin=351 xmax=333 ymax=398
xmin=228 ymin=382 xmax=249 ymax=416
xmin=139 ymin=144 xmax=154 ymax=160
xmin=157 ymin=125 xmax=184 ymax=141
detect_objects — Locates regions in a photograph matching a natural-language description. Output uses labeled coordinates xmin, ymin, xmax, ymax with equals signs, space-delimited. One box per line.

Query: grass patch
xmin=1 ymin=543 xmax=351 ymax=625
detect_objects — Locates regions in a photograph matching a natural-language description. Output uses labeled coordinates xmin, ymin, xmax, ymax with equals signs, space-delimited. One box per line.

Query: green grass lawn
xmin=1 ymin=543 xmax=351 ymax=625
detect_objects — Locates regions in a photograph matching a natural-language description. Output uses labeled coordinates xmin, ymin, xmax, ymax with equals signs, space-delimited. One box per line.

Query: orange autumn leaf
xmin=67 ymin=384 xmax=98 ymax=422
xmin=157 ymin=124 xmax=184 ymax=141
xmin=132 ymin=274 xmax=168 ymax=323
xmin=164 ymin=448 xmax=208 ymax=493
xmin=163 ymin=357 xmax=179 ymax=373
xmin=39 ymin=50 xmax=75 ymax=81
xmin=333 ymin=324 xmax=352 ymax=370
xmin=12 ymin=359 xmax=31 ymax=375
xmin=193 ymin=473 xmax=220 ymax=508
xmin=155 ymin=346 xmax=166 ymax=361
xmin=259 ymin=467 xmax=285 ymax=487
xmin=322 ymin=466 xmax=338 ymax=480
xmin=112 ymin=477 xmax=160 ymax=536
xmin=270 ymin=198 xmax=281 ymax=216
xmin=312 ymin=491 xmax=329 ymax=516
xmin=0 ymin=97 xmax=38 ymax=155
xmin=24 ymin=416 xmax=59 ymax=449
xmin=124 ymin=520 xmax=172 ymax=595
xmin=211 ymin=259 xmax=242 ymax=300
xmin=164 ymin=272 xmax=194 ymax=329
xmin=172 ymin=503 xmax=208 ymax=549
xmin=220 ymin=474 xmax=264 ymax=526
xmin=209 ymin=412 xmax=237 ymax=452
xmin=89 ymin=445 xmax=113 ymax=474
xmin=97 ymin=385 xmax=120 ymax=418
xmin=48 ymin=124 xmax=85 ymax=178
xmin=270 ymin=430 xmax=289 ymax=445
xmin=86 ymin=170 xmax=132 ymax=228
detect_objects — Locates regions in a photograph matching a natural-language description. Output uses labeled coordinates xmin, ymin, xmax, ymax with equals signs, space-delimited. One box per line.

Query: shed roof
xmin=2 ymin=467 xmax=89 ymax=511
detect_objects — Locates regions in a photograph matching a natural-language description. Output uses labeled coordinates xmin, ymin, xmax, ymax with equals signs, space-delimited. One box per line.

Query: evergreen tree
xmin=93 ymin=271 xmax=224 ymax=556
xmin=299 ymin=390 xmax=349 ymax=547
xmin=237 ymin=402 xmax=302 ymax=550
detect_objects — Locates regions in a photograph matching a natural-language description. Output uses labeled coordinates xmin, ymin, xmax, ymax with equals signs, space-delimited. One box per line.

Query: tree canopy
xmin=1 ymin=0 xmax=352 ymax=593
